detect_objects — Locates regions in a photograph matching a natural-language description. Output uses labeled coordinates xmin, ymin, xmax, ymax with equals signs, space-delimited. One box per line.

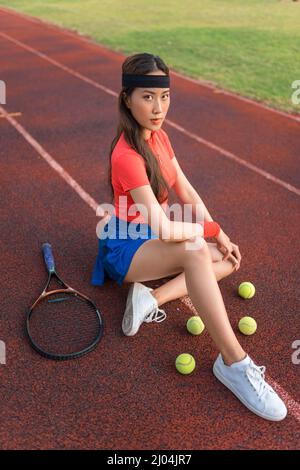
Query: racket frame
xmin=26 ymin=244 xmax=103 ymax=360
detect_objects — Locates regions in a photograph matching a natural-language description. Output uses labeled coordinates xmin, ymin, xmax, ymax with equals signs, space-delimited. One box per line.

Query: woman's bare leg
xmin=123 ymin=238 xmax=245 ymax=365
xmin=151 ymin=243 xmax=236 ymax=307
xmin=182 ymin=243 xmax=245 ymax=365
xmin=152 ymin=260 xmax=234 ymax=307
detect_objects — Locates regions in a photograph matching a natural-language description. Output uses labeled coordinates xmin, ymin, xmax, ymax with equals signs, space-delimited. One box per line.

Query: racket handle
xmin=42 ymin=243 xmax=55 ymax=273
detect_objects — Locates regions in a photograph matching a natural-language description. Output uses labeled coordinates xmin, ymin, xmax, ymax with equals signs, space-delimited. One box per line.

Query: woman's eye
xmin=144 ymin=94 xmax=169 ymax=100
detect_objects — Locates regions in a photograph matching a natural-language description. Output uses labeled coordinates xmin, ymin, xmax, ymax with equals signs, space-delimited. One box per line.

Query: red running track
xmin=0 ymin=7 xmax=299 ymax=450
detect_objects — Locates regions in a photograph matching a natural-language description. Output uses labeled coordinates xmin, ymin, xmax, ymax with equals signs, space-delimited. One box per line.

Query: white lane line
xmin=1 ymin=103 xmax=299 ymax=424
xmin=181 ymin=296 xmax=198 ymax=316
xmin=1 ymin=5 xmax=300 ymax=124
xmin=0 ymin=31 xmax=299 ymax=197
xmin=0 ymin=105 xmax=100 ymax=213
xmin=270 ymin=379 xmax=300 ymax=423
xmin=167 ymin=121 xmax=300 ymax=196
xmin=171 ymin=69 xmax=300 ymax=124
xmin=0 ymin=32 xmax=117 ymax=99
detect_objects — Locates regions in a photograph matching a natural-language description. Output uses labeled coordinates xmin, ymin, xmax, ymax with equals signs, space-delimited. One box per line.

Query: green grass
xmin=1 ymin=0 xmax=300 ymax=114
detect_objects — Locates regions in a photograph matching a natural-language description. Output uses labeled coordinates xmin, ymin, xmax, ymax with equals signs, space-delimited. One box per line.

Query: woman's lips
xmin=151 ymin=119 xmax=162 ymax=124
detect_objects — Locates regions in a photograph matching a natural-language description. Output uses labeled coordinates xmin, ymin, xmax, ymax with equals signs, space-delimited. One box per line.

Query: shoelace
xmin=246 ymin=361 xmax=273 ymax=398
xmin=144 ymin=306 xmax=167 ymax=323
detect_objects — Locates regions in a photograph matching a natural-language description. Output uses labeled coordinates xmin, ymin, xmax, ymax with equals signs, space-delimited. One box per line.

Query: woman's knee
xmin=182 ymin=238 xmax=211 ymax=266
xmin=207 ymin=242 xmax=223 ymax=262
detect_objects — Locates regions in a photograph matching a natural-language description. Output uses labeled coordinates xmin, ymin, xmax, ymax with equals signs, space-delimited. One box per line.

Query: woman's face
xmin=124 ymin=71 xmax=170 ymax=140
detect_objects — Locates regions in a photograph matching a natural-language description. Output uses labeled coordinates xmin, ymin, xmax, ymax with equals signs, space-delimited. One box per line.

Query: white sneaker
xmin=122 ymin=282 xmax=167 ymax=336
xmin=213 ymin=353 xmax=287 ymax=421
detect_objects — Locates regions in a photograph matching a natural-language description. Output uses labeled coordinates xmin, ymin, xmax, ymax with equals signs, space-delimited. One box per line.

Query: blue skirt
xmin=91 ymin=215 xmax=159 ymax=287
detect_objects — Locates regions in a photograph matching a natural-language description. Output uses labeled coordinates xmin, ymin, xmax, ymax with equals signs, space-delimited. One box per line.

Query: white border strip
xmin=1 ymin=31 xmax=299 ymax=197
xmin=1 ymin=5 xmax=300 ymax=124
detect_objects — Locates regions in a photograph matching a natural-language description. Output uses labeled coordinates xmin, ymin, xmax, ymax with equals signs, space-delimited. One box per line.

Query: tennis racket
xmin=26 ymin=243 xmax=103 ymax=360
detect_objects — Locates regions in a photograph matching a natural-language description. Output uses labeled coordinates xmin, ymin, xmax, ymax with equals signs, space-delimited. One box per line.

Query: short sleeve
xmin=115 ymin=152 xmax=150 ymax=192
xmin=160 ymin=129 xmax=175 ymax=160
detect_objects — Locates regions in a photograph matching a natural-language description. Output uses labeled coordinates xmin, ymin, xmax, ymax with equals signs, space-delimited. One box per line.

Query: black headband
xmin=122 ymin=74 xmax=170 ymax=88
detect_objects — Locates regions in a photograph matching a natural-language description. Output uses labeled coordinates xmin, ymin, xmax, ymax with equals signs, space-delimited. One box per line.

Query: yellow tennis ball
xmin=175 ymin=353 xmax=196 ymax=375
xmin=238 ymin=316 xmax=257 ymax=335
xmin=238 ymin=282 xmax=255 ymax=299
xmin=186 ymin=316 xmax=205 ymax=335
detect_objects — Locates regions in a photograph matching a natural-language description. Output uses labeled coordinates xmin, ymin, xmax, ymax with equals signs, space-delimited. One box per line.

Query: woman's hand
xmin=215 ymin=229 xmax=242 ymax=271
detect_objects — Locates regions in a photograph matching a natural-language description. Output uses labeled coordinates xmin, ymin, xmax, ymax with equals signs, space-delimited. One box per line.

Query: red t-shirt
xmin=111 ymin=128 xmax=220 ymax=238
xmin=111 ymin=128 xmax=177 ymax=223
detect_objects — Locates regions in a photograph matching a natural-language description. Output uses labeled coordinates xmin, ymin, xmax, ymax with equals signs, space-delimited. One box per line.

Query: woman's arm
xmin=129 ymin=185 xmax=203 ymax=242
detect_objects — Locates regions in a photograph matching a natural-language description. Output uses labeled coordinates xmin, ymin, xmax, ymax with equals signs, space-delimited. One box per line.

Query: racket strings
xmin=28 ymin=292 xmax=101 ymax=356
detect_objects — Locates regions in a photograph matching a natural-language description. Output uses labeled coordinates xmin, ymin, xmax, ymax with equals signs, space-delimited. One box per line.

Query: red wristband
xmin=203 ymin=221 xmax=221 ymax=238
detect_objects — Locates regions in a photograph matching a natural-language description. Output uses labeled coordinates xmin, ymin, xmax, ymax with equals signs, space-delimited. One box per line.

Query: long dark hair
xmin=108 ymin=52 xmax=171 ymax=204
